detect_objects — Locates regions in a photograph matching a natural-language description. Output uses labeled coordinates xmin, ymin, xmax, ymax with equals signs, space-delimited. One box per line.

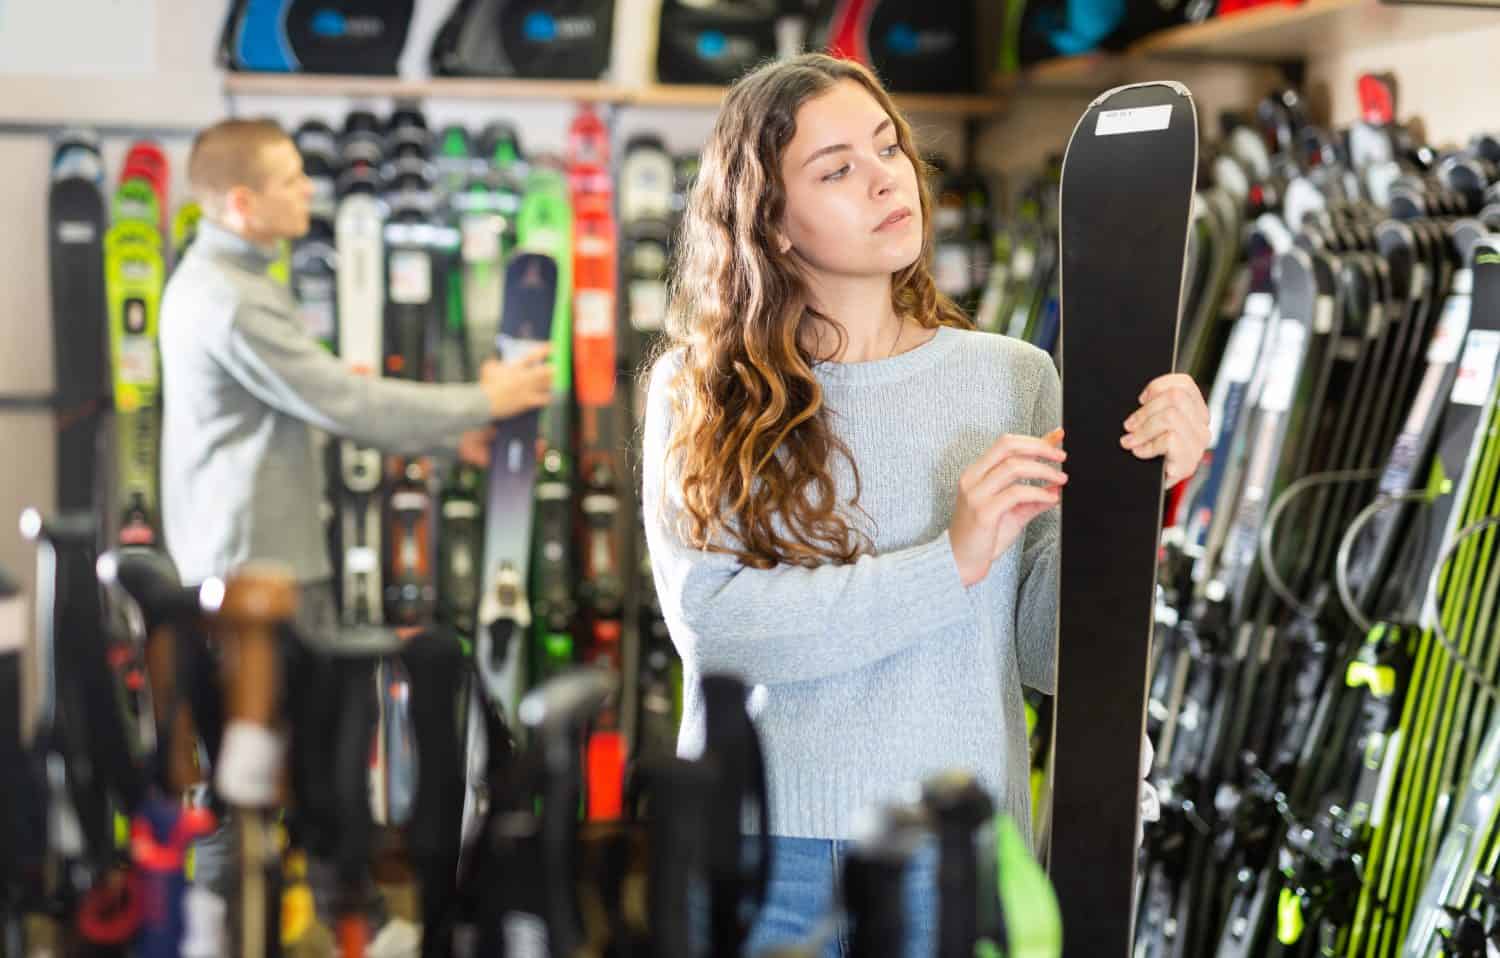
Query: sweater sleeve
xmin=217 ymin=299 xmax=493 ymax=455
xmin=1014 ymin=350 xmax=1061 ymax=694
xmin=641 ymin=354 xmax=976 ymax=686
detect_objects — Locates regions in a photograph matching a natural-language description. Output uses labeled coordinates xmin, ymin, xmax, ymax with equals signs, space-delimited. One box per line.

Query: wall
xmin=1306 ymin=20 xmax=1500 ymax=150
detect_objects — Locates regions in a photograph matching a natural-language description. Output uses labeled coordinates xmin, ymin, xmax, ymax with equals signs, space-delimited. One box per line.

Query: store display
xmin=429 ymin=0 xmax=615 ymax=79
xmin=654 ymin=0 xmax=786 ymax=86
xmin=814 ymin=0 xmax=976 ymax=93
xmin=24 ymin=0 xmax=1500 ymax=949
xmin=217 ymin=0 xmax=416 ymax=75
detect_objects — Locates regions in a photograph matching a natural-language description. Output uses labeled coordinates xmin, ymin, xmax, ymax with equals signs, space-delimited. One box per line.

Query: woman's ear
xmin=776 ymin=232 xmax=792 ymax=255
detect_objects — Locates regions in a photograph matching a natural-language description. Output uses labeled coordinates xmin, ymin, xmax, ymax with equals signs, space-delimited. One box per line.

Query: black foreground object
xmin=924 ymin=771 xmax=995 ymax=957
xmin=843 ymin=802 xmax=929 ymax=958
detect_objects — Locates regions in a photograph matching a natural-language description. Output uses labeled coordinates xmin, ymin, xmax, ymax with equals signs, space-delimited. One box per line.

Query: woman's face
xmin=778 ymin=80 xmax=924 ymax=283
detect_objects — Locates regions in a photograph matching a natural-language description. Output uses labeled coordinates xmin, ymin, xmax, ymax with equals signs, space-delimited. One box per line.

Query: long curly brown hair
xmin=656 ymin=53 xmax=972 ymax=571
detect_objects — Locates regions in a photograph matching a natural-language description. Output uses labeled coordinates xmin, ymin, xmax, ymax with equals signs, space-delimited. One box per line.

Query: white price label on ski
xmin=1011 ymin=246 xmax=1035 ymax=278
xmin=1223 ymin=317 xmax=1265 ymax=384
xmin=389 ymin=250 xmax=432 ymax=305
xmin=119 ymin=199 xmax=152 ymax=223
xmin=1395 ymin=369 xmax=1444 ymax=456
xmin=1426 ymin=295 xmax=1471 ymax=365
xmin=577 ymin=234 xmax=611 ymax=258
xmin=1411 ymin=263 xmax=1429 ymax=299
xmin=117 ymin=338 xmax=157 ymax=389
xmin=1313 ymin=296 xmax=1335 ymax=334
xmin=1259 ymin=322 xmax=1307 ymax=413
xmin=0 ymin=596 xmax=25 ymax=653
xmin=461 ymin=216 xmax=501 ymax=264
xmin=57 ymin=220 xmax=96 ymax=244
xmin=390 ymin=491 xmax=426 ymax=511
xmin=1095 ymin=104 xmax=1172 ymax=136
xmin=629 ymin=280 xmax=667 ymax=331
xmin=1243 ymin=292 xmax=1275 ymax=319
xmin=935 ymin=247 xmax=969 ymax=297
xmin=345 ymin=547 xmax=378 ymax=574
xmin=1452 ymin=330 xmax=1500 ymax=407
xmin=443 ymin=500 xmax=480 ymax=520
xmin=575 ymin=290 xmax=614 ymax=337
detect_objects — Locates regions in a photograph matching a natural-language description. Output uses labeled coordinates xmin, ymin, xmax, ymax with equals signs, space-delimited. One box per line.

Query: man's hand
xmin=1121 ymin=373 xmax=1210 ymax=488
xmin=481 ymin=344 xmax=553 ymax=420
xmin=457 ymin=427 xmax=495 ymax=468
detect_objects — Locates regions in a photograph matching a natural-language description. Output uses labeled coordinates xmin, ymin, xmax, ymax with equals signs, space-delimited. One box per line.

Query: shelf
xmin=995 ymin=0 xmax=1498 ymax=93
xmin=1136 ymin=0 xmax=1494 ymax=60
xmin=222 ymin=73 xmax=1008 ymax=117
xmin=624 ymin=83 xmax=1006 ymax=115
xmin=626 ymin=83 xmax=726 ymax=108
xmin=1135 ymin=0 xmax=1367 ymax=60
xmin=222 ymin=73 xmax=634 ymax=103
xmin=996 ymin=53 xmax=1138 ymax=95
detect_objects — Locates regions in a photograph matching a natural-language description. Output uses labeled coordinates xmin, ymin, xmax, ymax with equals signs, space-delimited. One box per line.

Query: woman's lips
xmin=875 ymin=207 xmax=913 ymax=232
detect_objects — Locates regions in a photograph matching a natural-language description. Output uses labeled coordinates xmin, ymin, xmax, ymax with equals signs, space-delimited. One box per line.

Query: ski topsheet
xmin=335 ymin=187 xmax=387 ymax=626
xmin=568 ymin=104 xmax=627 ymax=819
xmin=517 ymin=167 xmax=576 ymax=684
xmin=476 ymin=251 xmax=557 ymax=726
xmin=1051 ymin=81 xmax=1198 ymax=957
xmin=49 ymin=139 xmax=109 ymax=518
xmin=104 ymin=216 xmax=165 ymax=548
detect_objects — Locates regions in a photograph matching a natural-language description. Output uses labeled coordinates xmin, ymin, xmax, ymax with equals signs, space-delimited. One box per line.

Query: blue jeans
xmin=744 ymin=836 xmax=938 ymax=958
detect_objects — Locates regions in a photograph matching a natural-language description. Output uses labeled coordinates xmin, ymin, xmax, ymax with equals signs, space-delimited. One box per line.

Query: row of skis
xmin=42 ymin=104 xmax=711 ymax=828
xmin=286 ymin=103 xmax=692 ymax=814
xmin=42 ymin=100 xmax=1007 ymax=827
xmin=996 ymin=74 xmax=1500 ymax=956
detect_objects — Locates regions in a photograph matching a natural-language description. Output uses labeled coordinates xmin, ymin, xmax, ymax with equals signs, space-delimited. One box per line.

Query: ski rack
xmin=1256 ymin=467 xmax=1383 ymax=617
xmin=1422 ymin=514 xmax=1500 ymax=705
xmin=1334 ymin=488 xmax=1439 ymax=634
xmin=3 ymin=118 xmax=194 ymax=421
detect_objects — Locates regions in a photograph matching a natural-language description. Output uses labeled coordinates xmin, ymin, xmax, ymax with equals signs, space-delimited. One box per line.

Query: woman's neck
xmin=801 ymin=274 xmax=907 ymax=364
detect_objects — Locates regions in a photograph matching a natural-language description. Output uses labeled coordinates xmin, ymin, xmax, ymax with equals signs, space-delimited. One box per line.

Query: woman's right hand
xmin=950 ymin=428 xmax=1067 ymax=587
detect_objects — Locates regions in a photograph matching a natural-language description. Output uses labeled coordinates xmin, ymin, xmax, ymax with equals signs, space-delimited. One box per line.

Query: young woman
xmin=641 ymin=53 xmax=1211 ymax=956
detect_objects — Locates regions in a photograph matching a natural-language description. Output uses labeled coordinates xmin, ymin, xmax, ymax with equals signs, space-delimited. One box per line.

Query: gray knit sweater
xmin=641 ymin=325 xmax=1061 ymax=841
xmin=159 ymin=221 xmax=493 ymax=586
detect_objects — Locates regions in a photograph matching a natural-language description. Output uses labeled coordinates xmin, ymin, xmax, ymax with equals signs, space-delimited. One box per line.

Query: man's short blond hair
xmin=187 ymin=118 xmax=292 ymax=205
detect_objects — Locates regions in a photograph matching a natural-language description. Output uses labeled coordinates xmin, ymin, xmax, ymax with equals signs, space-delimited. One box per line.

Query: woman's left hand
xmin=1121 ymin=373 xmax=1210 ymax=488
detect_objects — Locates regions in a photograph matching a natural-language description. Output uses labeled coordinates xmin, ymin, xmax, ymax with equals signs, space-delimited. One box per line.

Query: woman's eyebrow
xmin=801 ymin=118 xmax=895 ymax=169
